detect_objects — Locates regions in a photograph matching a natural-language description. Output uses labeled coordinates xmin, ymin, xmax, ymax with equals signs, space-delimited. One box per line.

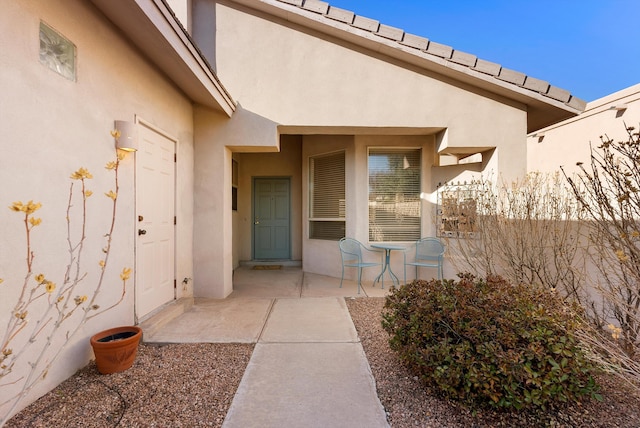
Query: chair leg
xmin=340 ymin=265 xmax=344 ymax=288
xmin=357 ymin=268 xmax=362 ymax=294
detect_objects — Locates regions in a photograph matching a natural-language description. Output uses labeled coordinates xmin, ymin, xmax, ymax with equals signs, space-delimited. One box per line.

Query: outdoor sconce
xmin=531 ymin=132 xmax=545 ymax=143
xmin=114 ymin=120 xmax=138 ymax=152
xmin=610 ymin=104 xmax=628 ymax=111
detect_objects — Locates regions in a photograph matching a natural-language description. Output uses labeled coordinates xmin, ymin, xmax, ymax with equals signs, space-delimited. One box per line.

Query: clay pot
xmin=90 ymin=326 xmax=142 ymax=374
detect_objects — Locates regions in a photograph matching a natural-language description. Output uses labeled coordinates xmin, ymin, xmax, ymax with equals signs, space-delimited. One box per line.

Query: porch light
xmin=610 ymin=104 xmax=628 ymax=111
xmin=114 ymin=120 xmax=138 ymax=152
xmin=531 ymin=132 xmax=545 ymax=143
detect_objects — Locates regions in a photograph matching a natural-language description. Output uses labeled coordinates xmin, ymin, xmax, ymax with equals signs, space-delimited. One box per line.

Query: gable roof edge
xmin=91 ymin=0 xmax=236 ymax=116
xmin=230 ymin=0 xmax=584 ymax=131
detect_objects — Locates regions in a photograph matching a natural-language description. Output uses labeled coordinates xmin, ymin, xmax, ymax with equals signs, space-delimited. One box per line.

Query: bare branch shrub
xmin=442 ymin=172 xmax=590 ymax=306
xmin=564 ymin=125 xmax=640 ymax=366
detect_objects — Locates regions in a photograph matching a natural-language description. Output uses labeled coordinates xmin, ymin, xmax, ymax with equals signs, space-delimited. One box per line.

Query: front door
xmin=253 ymin=178 xmax=290 ymax=259
xmin=135 ymin=122 xmax=176 ymax=319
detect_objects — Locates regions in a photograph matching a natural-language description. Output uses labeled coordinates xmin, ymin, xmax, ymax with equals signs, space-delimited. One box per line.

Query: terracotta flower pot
xmin=90 ymin=326 xmax=142 ymax=374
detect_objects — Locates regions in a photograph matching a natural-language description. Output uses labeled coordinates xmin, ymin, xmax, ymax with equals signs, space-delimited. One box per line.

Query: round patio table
xmin=370 ymin=243 xmax=405 ymax=288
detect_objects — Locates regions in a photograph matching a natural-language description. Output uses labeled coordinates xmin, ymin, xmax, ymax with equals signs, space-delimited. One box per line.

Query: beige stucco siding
xmin=192 ymin=1 xmax=529 ymax=295
xmin=528 ymin=84 xmax=640 ymax=175
xmin=211 ymin=1 xmax=527 ymax=165
xmin=0 ymin=0 xmax=195 ymax=416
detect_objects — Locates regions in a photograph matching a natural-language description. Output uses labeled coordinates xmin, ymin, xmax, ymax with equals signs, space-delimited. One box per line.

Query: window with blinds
xmin=368 ymin=148 xmax=421 ymax=242
xmin=309 ymin=151 xmax=345 ymax=240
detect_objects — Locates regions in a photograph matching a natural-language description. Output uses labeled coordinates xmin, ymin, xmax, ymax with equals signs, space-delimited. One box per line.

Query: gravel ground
xmin=5 ymin=343 xmax=254 ymax=427
xmin=347 ymin=297 xmax=640 ymax=428
xmin=7 ymin=297 xmax=640 ymax=427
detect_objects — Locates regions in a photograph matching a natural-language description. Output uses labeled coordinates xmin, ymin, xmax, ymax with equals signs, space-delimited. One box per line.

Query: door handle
xmin=138 ymin=229 xmax=147 ymax=236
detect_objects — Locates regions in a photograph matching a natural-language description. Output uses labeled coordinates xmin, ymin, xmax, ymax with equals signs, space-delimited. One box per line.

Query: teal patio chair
xmin=403 ymin=237 xmax=445 ymax=283
xmin=339 ymin=238 xmax=382 ymax=294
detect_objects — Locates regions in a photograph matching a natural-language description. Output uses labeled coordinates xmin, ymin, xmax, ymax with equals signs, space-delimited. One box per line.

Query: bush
xmin=382 ymin=274 xmax=601 ymax=410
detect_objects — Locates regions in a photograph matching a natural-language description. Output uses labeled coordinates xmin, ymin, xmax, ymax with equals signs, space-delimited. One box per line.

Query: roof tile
xmin=399 ymin=33 xmax=429 ymax=50
xmin=272 ymin=0 xmax=585 ymax=111
xmin=567 ymin=95 xmax=587 ymax=111
xmin=326 ymin=6 xmax=354 ymax=24
xmin=279 ymin=0 xmax=304 ymax=6
xmin=302 ymin=0 xmax=329 ymax=15
xmin=352 ymin=15 xmax=379 ymax=32
xmin=522 ymin=76 xmax=549 ymax=93
xmin=426 ymin=41 xmax=452 ymax=59
xmin=498 ymin=68 xmax=526 ymax=86
xmin=376 ymin=24 xmax=404 ymax=41
xmin=473 ymin=58 xmax=501 ymax=76
xmin=546 ymin=85 xmax=571 ymax=103
xmin=450 ymin=50 xmax=477 ymax=67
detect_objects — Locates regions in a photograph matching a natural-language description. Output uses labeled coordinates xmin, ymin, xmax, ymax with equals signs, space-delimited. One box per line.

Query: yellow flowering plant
xmin=0 ymin=131 xmax=132 ymax=424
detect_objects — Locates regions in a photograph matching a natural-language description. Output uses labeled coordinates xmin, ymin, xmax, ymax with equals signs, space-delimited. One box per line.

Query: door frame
xmin=134 ymin=116 xmax=177 ymax=321
xmin=252 ymin=176 xmax=292 ymax=260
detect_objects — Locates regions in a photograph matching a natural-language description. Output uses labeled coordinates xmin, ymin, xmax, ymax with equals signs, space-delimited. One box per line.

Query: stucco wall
xmin=527 ymin=84 xmax=640 ymax=175
xmin=209 ymin=1 xmax=527 ymax=178
xmin=0 ymin=0 xmax=194 ymax=418
xmin=302 ymin=134 xmax=437 ymax=280
xmin=192 ymin=1 xmax=529 ymax=295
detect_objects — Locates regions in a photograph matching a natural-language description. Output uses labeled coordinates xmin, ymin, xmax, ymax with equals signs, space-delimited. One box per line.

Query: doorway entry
xmin=135 ymin=121 xmax=176 ymax=319
xmin=253 ymin=178 xmax=291 ymax=260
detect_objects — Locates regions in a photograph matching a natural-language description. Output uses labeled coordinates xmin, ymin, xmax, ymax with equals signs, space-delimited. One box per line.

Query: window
xmin=39 ymin=22 xmax=76 ymax=81
xmin=368 ymin=148 xmax=421 ymax=241
xmin=309 ymin=151 xmax=345 ymax=240
xmin=232 ymin=159 xmax=238 ymax=211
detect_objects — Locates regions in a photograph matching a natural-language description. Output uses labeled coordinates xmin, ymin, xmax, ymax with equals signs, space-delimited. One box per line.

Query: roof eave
xmin=90 ymin=0 xmax=236 ymax=116
xmin=230 ymin=0 xmax=583 ymax=133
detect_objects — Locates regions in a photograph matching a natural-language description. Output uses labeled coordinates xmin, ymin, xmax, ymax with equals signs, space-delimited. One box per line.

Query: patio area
xmin=141 ymin=266 xmax=391 ymax=344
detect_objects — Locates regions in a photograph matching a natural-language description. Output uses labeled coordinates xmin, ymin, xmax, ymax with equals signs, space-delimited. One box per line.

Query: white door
xmin=135 ymin=122 xmax=176 ymax=319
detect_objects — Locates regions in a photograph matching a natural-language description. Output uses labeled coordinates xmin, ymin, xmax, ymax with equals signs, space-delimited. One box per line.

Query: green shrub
xmin=382 ymin=274 xmax=601 ymax=410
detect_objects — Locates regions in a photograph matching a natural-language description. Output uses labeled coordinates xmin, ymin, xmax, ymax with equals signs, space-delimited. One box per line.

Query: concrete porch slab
xmin=143 ymin=298 xmax=274 ymax=343
xmin=230 ymin=267 xmax=303 ymax=298
xmin=302 ymin=271 xmax=392 ymax=298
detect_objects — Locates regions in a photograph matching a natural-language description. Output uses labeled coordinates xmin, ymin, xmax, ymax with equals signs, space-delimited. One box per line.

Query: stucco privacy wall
xmin=192 ymin=0 xmax=528 ymax=295
xmin=527 ymin=84 xmax=640 ymax=175
xmin=0 ymin=0 xmax=195 ymax=417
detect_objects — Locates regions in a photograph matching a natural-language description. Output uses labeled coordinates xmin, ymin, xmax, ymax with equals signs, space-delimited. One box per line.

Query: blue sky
xmin=326 ymin=1 xmax=640 ymax=102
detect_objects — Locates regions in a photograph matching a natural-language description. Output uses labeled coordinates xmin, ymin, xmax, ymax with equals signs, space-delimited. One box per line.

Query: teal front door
xmin=253 ymin=178 xmax=291 ymax=260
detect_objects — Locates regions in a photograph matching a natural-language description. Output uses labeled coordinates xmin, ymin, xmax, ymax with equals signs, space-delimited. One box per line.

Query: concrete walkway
xmin=143 ymin=267 xmax=390 ymax=428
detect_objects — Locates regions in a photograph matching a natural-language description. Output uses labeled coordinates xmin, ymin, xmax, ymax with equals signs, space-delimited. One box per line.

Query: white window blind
xmin=309 ymin=151 xmax=345 ymax=240
xmin=368 ymin=148 xmax=421 ymax=242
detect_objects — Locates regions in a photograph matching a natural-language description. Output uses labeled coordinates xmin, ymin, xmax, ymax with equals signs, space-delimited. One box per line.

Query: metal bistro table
xmin=371 ymin=243 xmax=405 ymax=288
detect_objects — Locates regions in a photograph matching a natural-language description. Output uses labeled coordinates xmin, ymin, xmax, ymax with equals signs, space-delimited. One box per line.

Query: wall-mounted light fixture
xmin=114 ymin=120 xmax=138 ymax=152
xmin=610 ymin=104 xmax=628 ymax=111
xmin=530 ymin=131 xmax=546 ymax=143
